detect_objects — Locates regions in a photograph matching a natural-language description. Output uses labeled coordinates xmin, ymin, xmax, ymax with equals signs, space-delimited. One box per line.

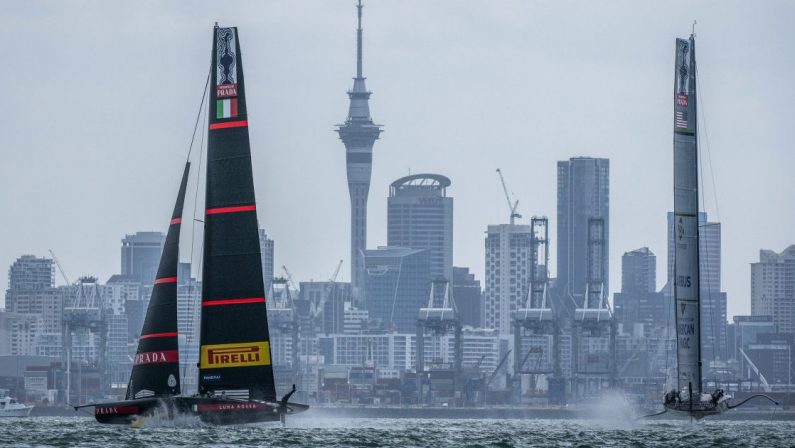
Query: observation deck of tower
xmin=336 ymin=0 xmax=382 ymax=303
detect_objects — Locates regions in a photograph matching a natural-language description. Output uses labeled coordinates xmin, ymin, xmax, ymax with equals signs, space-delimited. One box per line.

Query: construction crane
xmin=49 ymin=249 xmax=71 ymax=285
xmin=282 ymin=266 xmax=298 ymax=291
xmin=329 ymin=260 xmax=343 ymax=283
xmin=517 ymin=346 xmax=542 ymax=372
xmin=496 ymin=168 xmax=521 ymax=225
xmin=311 ymin=259 xmax=344 ymax=318
xmin=472 ymin=354 xmax=487 ymax=370
xmin=487 ymin=349 xmax=512 ymax=386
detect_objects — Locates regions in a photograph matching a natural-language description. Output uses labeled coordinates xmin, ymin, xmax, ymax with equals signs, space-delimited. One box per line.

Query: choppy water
xmin=1 ymin=415 xmax=794 ymax=447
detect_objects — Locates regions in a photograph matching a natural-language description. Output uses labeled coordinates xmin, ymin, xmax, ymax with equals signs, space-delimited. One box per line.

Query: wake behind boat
xmin=75 ymin=24 xmax=308 ymax=426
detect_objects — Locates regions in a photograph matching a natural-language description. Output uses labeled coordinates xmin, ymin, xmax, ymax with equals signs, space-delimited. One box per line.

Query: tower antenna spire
xmin=356 ymin=0 xmax=363 ymax=79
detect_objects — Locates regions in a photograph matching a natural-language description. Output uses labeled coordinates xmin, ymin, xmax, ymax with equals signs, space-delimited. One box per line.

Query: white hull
xmin=0 ymin=406 xmax=33 ymax=417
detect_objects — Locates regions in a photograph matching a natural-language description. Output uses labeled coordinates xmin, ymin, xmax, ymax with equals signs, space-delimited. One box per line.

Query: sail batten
xmin=126 ymin=162 xmax=191 ymax=400
xmin=672 ymin=35 xmax=701 ymax=399
xmin=199 ymin=26 xmax=276 ymax=402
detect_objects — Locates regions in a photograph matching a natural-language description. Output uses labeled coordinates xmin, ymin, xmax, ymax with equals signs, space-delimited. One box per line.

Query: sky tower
xmin=337 ymin=0 xmax=382 ymax=303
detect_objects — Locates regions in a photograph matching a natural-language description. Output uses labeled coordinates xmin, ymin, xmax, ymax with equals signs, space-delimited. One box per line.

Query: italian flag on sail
xmin=216 ymin=98 xmax=238 ymax=119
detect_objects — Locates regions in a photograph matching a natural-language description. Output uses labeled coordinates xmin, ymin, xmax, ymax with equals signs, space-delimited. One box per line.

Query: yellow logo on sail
xmin=200 ymin=341 xmax=270 ymax=369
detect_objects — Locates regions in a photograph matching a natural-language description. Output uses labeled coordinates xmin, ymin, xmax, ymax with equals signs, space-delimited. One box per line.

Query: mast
xmin=126 ymin=162 xmax=190 ymax=400
xmin=672 ymin=34 xmax=701 ymax=398
xmin=199 ymin=26 xmax=277 ymax=402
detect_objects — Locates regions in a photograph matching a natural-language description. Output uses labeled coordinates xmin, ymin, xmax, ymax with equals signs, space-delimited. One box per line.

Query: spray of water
xmin=575 ymin=390 xmax=642 ymax=429
xmin=128 ymin=401 xmax=206 ymax=429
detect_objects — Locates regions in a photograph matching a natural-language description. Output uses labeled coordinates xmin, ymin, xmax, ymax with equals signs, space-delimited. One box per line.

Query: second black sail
xmin=126 ymin=162 xmax=191 ymax=400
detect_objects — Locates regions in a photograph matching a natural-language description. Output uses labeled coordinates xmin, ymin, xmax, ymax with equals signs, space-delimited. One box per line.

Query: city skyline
xmin=1 ymin=1 xmax=794 ymax=320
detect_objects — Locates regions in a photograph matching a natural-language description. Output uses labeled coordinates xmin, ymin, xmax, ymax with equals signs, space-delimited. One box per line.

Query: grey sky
xmin=1 ymin=1 xmax=793 ymax=319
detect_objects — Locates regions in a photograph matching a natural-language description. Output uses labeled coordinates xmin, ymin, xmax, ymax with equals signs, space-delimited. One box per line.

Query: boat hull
xmin=0 ymin=406 xmax=33 ymax=417
xmin=91 ymin=396 xmax=308 ymax=425
xmin=664 ymin=397 xmax=730 ymax=420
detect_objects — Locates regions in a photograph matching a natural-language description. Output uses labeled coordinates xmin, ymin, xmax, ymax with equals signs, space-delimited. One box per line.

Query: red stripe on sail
xmin=209 ymin=120 xmax=248 ymax=130
xmin=139 ymin=332 xmax=178 ymax=340
xmin=154 ymin=277 xmax=178 ymax=284
xmin=231 ymin=98 xmax=238 ymax=117
xmin=202 ymin=297 xmax=265 ymax=307
xmin=205 ymin=205 xmax=256 ymax=215
xmin=170 ymin=217 xmax=182 ymax=225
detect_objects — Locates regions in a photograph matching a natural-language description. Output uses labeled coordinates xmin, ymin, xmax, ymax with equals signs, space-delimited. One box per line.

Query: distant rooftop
xmin=624 ymin=247 xmax=655 ymax=257
xmin=758 ymin=245 xmax=795 ymax=263
xmin=389 ymin=174 xmax=451 ymax=197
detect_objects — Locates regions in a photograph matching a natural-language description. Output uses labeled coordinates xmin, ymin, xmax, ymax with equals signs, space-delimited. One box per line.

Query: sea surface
xmin=1 ymin=415 xmax=794 ymax=447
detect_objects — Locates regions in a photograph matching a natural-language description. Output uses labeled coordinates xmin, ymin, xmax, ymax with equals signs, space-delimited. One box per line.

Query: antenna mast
xmin=356 ymin=0 xmax=363 ymax=79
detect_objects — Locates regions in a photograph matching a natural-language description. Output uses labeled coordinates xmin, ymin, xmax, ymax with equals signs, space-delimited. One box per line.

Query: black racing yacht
xmin=76 ymin=25 xmax=308 ymax=426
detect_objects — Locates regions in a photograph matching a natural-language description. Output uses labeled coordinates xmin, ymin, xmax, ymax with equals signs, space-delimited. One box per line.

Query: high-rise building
xmin=106 ymin=275 xmax=144 ymax=340
xmin=177 ymin=279 xmax=201 ymax=394
xmin=5 ymin=288 xmax=64 ymax=357
xmin=731 ymin=315 xmax=776 ymax=361
xmin=121 ymin=231 xmax=165 ymax=287
xmin=743 ymin=333 xmax=794 ymax=385
xmin=666 ymin=212 xmax=727 ymax=361
xmin=452 ymin=267 xmax=482 ymax=328
xmin=387 ymin=174 xmax=453 ymax=281
xmin=259 ymin=229 xmax=274 ymax=296
xmin=336 ymin=1 xmax=382 ymax=302
xmin=299 ymin=281 xmax=351 ymax=336
xmin=363 ymin=247 xmax=430 ymax=333
xmin=8 ymin=255 xmax=54 ymax=291
xmin=484 ymin=224 xmax=532 ymax=334
xmin=751 ymin=245 xmax=795 ymax=334
xmin=343 ymin=301 xmax=370 ymax=334
xmin=5 ymin=255 xmax=61 ymax=357
xmin=621 ymin=247 xmax=656 ymax=294
xmin=613 ymin=248 xmax=667 ymax=337
xmin=557 ymin=157 xmax=610 ymax=303
xmin=106 ymin=313 xmax=130 ymax=387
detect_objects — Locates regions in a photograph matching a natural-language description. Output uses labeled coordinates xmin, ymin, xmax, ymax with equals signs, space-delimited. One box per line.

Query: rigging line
xmin=696 ymin=67 xmax=724 ymax=380
xmin=185 ymin=71 xmax=211 ymax=161
xmin=695 ymin=66 xmax=719 ymax=372
xmin=696 ymin=70 xmax=721 ymax=222
xmin=182 ymin=85 xmax=209 ymax=389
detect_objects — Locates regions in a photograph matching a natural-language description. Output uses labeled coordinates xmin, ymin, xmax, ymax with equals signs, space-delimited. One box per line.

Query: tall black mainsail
xmin=198 ymin=25 xmax=276 ymax=402
xmin=126 ymin=162 xmax=191 ymax=400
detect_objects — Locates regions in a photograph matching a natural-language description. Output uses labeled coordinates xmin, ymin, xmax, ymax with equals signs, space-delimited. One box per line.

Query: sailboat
xmin=660 ymin=33 xmax=777 ymax=420
xmin=76 ymin=25 xmax=308 ymax=425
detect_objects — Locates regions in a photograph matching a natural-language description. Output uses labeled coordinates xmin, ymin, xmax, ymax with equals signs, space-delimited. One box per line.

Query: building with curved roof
xmin=387 ymin=174 xmax=453 ymax=282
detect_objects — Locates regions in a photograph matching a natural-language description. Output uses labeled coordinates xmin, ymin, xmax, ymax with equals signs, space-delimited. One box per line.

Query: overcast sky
xmin=1 ymin=1 xmax=793 ymax=318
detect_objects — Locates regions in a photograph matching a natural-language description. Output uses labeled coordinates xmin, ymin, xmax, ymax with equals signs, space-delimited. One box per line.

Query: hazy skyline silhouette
xmin=1 ymin=1 xmax=793 ymax=319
